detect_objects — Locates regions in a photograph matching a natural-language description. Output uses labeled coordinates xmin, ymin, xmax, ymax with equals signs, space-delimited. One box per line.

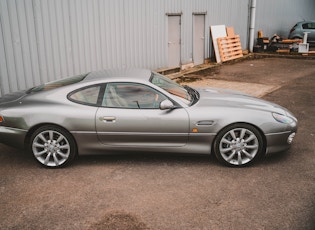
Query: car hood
xmin=195 ymin=87 xmax=288 ymax=114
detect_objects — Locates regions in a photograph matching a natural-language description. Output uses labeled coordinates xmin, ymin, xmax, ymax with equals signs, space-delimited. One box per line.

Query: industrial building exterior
xmin=0 ymin=0 xmax=314 ymax=96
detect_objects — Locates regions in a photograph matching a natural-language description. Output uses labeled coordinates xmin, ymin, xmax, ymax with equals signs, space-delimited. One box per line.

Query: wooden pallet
xmin=281 ymin=39 xmax=302 ymax=43
xmin=276 ymin=49 xmax=290 ymax=53
xmin=217 ymin=35 xmax=243 ymax=62
xmin=302 ymin=51 xmax=315 ymax=56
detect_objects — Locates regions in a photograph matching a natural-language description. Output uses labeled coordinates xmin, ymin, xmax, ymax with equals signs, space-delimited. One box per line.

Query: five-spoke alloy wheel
xmin=214 ymin=124 xmax=264 ymax=166
xmin=30 ymin=125 xmax=76 ymax=168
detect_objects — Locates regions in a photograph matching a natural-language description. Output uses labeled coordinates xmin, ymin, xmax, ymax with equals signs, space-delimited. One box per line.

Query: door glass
xmin=102 ymin=83 xmax=167 ymax=109
xmin=69 ymin=85 xmax=101 ymax=105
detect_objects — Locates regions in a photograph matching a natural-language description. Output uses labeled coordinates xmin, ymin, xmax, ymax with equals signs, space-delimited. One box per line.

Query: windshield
xmin=27 ymin=73 xmax=88 ymax=94
xmin=150 ymin=72 xmax=192 ymax=105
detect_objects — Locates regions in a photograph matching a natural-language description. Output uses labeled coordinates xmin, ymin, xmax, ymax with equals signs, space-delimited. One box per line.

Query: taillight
xmin=0 ymin=116 xmax=3 ymax=123
xmin=290 ymin=28 xmax=295 ymax=33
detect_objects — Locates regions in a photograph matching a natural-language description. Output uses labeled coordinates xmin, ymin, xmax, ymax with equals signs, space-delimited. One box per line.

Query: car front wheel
xmin=30 ymin=125 xmax=77 ymax=168
xmin=214 ymin=124 xmax=264 ymax=167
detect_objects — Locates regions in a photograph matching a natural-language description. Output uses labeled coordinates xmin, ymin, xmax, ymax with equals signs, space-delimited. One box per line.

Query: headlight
xmin=272 ymin=113 xmax=294 ymax=124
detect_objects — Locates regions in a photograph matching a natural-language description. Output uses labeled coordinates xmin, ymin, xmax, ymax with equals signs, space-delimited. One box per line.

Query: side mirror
xmin=160 ymin=99 xmax=176 ymax=110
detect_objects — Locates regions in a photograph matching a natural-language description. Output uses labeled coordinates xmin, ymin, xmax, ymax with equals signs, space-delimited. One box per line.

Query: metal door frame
xmin=166 ymin=13 xmax=182 ymax=68
xmin=192 ymin=13 xmax=206 ymax=66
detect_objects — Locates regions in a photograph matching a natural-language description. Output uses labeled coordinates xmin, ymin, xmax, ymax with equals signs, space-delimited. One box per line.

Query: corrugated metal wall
xmin=256 ymin=0 xmax=315 ymax=38
xmin=1 ymin=0 xmax=314 ymax=96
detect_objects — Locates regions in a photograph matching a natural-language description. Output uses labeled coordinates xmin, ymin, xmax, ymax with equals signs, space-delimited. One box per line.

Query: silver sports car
xmin=0 ymin=69 xmax=297 ymax=168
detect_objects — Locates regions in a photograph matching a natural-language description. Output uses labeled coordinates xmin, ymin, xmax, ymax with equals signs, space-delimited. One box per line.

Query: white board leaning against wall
xmin=210 ymin=25 xmax=227 ymax=63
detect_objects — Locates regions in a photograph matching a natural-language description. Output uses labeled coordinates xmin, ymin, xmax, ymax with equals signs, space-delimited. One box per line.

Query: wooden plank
xmin=217 ymin=35 xmax=243 ymax=62
xmin=276 ymin=49 xmax=290 ymax=53
xmin=281 ymin=39 xmax=302 ymax=43
xmin=226 ymin=27 xmax=235 ymax=37
xmin=302 ymin=51 xmax=315 ymax=56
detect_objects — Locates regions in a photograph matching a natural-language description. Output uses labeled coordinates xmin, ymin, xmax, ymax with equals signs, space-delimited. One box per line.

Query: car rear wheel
xmin=30 ymin=125 xmax=77 ymax=168
xmin=214 ymin=124 xmax=264 ymax=167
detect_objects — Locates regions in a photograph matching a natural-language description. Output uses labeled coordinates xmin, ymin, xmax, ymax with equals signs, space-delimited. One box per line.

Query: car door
xmin=302 ymin=22 xmax=315 ymax=42
xmin=307 ymin=22 xmax=315 ymax=42
xmin=96 ymin=82 xmax=189 ymax=147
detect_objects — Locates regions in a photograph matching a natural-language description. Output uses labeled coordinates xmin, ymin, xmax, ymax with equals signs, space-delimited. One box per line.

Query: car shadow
xmin=0 ymin=144 xmax=291 ymax=169
xmin=75 ymin=152 xmax=221 ymax=168
xmin=258 ymin=150 xmax=291 ymax=166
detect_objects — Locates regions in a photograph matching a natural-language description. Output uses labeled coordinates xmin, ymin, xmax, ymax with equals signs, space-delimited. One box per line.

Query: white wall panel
xmin=1 ymin=0 xmax=314 ymax=96
xmin=0 ymin=0 xmax=19 ymax=93
xmin=0 ymin=13 xmax=8 ymax=96
xmin=24 ymin=0 xmax=41 ymax=86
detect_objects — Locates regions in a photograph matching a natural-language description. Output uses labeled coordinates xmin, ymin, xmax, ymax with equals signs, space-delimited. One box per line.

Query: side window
xmin=302 ymin=23 xmax=309 ymax=29
xmin=69 ymin=85 xmax=101 ymax=105
xmin=102 ymin=83 xmax=167 ymax=109
xmin=302 ymin=23 xmax=315 ymax=30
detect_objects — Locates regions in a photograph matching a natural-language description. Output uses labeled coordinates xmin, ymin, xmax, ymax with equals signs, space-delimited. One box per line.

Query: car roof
xmin=297 ymin=20 xmax=315 ymax=24
xmin=83 ymin=68 xmax=152 ymax=82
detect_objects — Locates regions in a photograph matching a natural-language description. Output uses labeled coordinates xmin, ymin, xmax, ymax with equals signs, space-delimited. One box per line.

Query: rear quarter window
xmin=68 ymin=85 xmax=102 ymax=106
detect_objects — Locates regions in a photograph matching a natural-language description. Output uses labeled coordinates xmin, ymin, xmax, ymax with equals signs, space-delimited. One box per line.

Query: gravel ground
xmin=0 ymin=57 xmax=314 ymax=229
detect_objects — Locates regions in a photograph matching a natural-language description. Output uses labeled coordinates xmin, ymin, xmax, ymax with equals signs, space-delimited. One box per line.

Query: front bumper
xmin=265 ymin=130 xmax=296 ymax=155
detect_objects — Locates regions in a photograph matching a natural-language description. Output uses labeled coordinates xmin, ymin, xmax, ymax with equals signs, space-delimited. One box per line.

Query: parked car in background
xmin=0 ymin=69 xmax=298 ymax=168
xmin=288 ymin=20 xmax=315 ymax=43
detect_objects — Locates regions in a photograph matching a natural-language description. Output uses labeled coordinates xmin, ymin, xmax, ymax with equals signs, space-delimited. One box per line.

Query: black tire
xmin=29 ymin=125 xmax=77 ymax=168
xmin=213 ymin=123 xmax=264 ymax=167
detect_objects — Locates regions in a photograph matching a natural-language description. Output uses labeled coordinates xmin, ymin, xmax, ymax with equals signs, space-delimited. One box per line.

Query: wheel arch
xmin=24 ymin=123 xmax=78 ymax=152
xmin=212 ymin=122 xmax=267 ymax=155
xmin=292 ymin=36 xmax=303 ymax=40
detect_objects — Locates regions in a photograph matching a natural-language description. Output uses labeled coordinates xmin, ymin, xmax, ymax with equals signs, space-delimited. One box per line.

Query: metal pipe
xmin=249 ymin=0 xmax=256 ymax=52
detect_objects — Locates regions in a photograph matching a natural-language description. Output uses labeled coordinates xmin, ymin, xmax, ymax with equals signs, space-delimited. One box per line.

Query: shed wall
xmin=0 ymin=0 xmax=314 ymax=96
xmin=255 ymin=0 xmax=315 ymax=39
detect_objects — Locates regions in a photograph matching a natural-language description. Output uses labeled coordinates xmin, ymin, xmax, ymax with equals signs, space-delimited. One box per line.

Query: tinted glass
xmin=150 ymin=72 xmax=192 ymax=104
xmin=69 ymin=85 xmax=101 ymax=105
xmin=103 ymin=83 xmax=167 ymax=109
xmin=302 ymin=23 xmax=315 ymax=29
xmin=302 ymin=23 xmax=309 ymax=29
xmin=309 ymin=23 xmax=315 ymax=29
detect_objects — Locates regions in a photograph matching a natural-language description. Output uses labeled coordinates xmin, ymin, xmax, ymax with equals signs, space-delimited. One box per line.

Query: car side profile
xmin=288 ymin=20 xmax=315 ymax=43
xmin=0 ymin=69 xmax=297 ymax=168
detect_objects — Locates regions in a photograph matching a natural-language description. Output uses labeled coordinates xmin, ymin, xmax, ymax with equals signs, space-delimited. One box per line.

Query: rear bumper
xmin=0 ymin=126 xmax=27 ymax=149
xmin=265 ymin=131 xmax=296 ymax=155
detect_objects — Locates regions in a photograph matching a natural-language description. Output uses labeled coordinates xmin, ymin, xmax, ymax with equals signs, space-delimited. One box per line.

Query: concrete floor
xmin=1 ymin=57 xmax=315 ymax=229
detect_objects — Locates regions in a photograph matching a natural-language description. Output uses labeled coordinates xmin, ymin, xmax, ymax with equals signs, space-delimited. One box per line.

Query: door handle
xmin=99 ymin=116 xmax=116 ymax=122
